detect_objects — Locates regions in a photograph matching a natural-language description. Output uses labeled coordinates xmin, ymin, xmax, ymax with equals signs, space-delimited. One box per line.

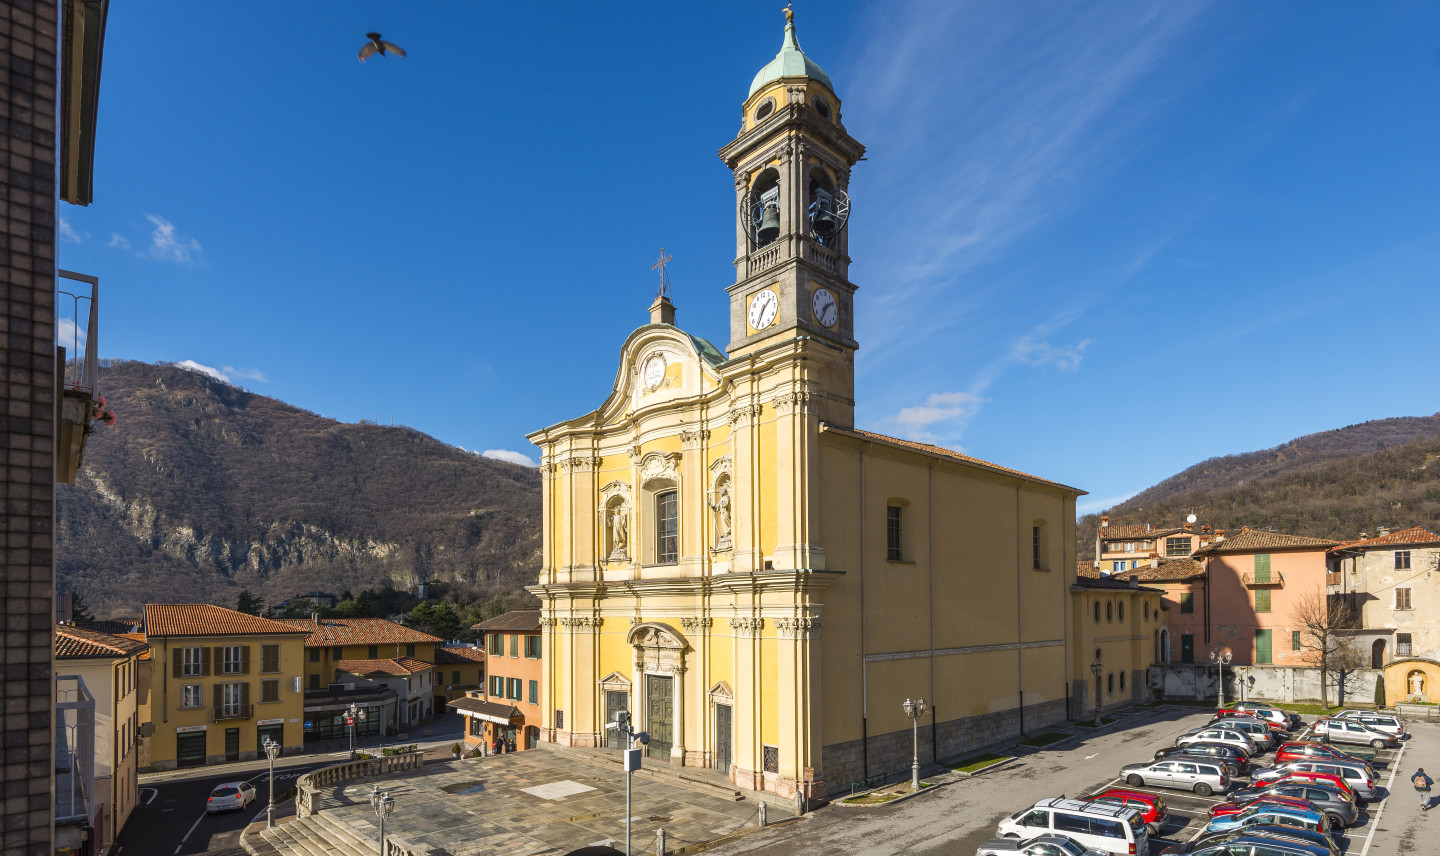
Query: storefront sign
xmin=257 ymin=718 xmax=284 ymax=726
xmin=177 ymin=725 xmax=207 ymax=733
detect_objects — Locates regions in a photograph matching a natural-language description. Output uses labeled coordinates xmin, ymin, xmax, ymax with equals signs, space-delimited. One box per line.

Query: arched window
xmin=1094 ymin=602 xmax=1101 ymax=624
xmin=1106 ymin=602 xmax=1114 ymax=623
xmin=1144 ymin=600 xmax=1150 ymax=621
xmin=655 ymin=490 xmax=679 ymax=564
xmin=1118 ymin=601 xmax=1125 ymax=621
xmin=753 ymin=97 xmax=776 ymax=123
xmin=1120 ymin=672 xmax=1127 ymax=691
xmin=1107 ymin=673 xmax=1115 ymax=694
xmin=1094 ymin=648 xmax=1102 ymax=662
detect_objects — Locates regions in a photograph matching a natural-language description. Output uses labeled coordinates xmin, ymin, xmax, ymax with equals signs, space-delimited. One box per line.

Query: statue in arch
xmin=609 ymin=505 xmax=629 ymax=560
xmin=710 ymin=480 xmax=732 ymax=550
xmin=1409 ymin=670 xmax=1426 ymax=700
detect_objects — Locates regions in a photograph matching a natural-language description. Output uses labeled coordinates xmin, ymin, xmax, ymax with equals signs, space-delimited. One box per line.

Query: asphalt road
xmin=710 ymin=707 xmax=1437 ymax=856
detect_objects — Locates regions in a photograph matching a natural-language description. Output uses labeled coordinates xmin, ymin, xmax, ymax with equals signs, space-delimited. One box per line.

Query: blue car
xmin=1203 ymin=805 xmax=1331 ymax=838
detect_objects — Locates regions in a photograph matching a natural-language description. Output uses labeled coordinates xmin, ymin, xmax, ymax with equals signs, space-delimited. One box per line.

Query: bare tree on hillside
xmin=1291 ymin=590 xmax=1361 ymax=708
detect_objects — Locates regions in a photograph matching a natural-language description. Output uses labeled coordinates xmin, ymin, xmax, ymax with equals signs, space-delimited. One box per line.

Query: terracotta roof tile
xmin=1098 ymin=525 xmax=1184 ymax=540
xmin=473 ymin=609 xmax=542 ymax=632
xmin=144 ymin=604 xmax=308 ymax=638
xmin=434 ymin=647 xmax=487 ymax=665
xmin=116 ymin=632 xmax=152 ymax=660
xmin=276 ymin=618 xmax=443 ymax=647
xmin=1073 ymin=576 xmax=1165 ymax=594
xmin=1329 ymin=526 xmax=1440 ymax=552
xmin=74 ymin=619 xmax=143 ymax=635
xmin=1077 ymin=558 xmax=1205 ymax=582
xmin=335 ymin=657 xmax=434 ymax=677
xmin=1197 ymin=529 xmax=1337 ymax=555
xmin=820 ymin=426 xmax=1083 ymax=493
xmin=54 ymin=625 xmax=150 ymax=659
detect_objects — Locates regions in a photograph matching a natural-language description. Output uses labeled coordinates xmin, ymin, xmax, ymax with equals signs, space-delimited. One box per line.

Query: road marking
xmin=1084 ymin=754 xmax=1099 ymax=760
xmin=1358 ymin=737 xmax=1406 ymax=856
xmin=140 ymin=787 xmax=158 ymax=805
xmin=176 ymin=808 xmax=207 ymax=853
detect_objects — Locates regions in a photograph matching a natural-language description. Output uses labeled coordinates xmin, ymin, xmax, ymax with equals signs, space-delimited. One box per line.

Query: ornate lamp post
xmin=1090 ymin=659 xmax=1104 ymax=727
xmin=1210 ymin=649 xmax=1232 ymax=709
xmin=370 ymin=785 xmax=395 ymax=856
xmin=902 ymin=697 xmax=926 ymax=791
xmin=348 ymin=702 xmax=360 ymax=760
xmin=263 ymin=737 xmax=280 ymax=828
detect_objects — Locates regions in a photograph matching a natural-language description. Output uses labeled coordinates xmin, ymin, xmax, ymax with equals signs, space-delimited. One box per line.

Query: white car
xmin=1310 ymin=718 xmax=1398 ymax=748
xmin=1175 ymin=727 xmax=1259 ymax=756
xmin=1334 ymin=710 xmax=1405 ymax=738
xmin=206 ymin=781 xmax=256 ymax=813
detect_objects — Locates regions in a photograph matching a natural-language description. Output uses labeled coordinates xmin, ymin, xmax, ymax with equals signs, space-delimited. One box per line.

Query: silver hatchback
xmin=1121 ymin=758 xmax=1229 ymax=796
xmin=1252 ymin=758 xmax=1378 ymax=801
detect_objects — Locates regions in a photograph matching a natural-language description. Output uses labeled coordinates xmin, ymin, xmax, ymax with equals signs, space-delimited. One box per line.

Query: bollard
xmin=656 ymin=827 xmax=666 ymax=855
xmin=758 ymin=800 xmax=768 ymax=827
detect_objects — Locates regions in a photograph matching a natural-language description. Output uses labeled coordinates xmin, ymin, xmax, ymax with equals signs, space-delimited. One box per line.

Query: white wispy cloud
xmin=144 ymin=214 xmax=203 ymax=264
xmin=59 ymin=217 xmax=86 ymax=243
xmin=56 ymin=318 xmax=86 ymax=353
xmin=107 ymin=233 xmax=131 ymax=250
xmin=893 ymin=391 xmax=983 ymax=440
xmin=173 ymin=360 xmax=266 ymax=387
xmin=481 ymin=449 xmax=537 ymax=468
xmin=1010 ymin=336 xmax=1090 ymax=371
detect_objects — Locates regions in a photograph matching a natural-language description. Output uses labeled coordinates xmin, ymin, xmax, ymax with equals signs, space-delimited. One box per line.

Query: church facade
xmin=527 ymin=10 xmax=1082 ymax=807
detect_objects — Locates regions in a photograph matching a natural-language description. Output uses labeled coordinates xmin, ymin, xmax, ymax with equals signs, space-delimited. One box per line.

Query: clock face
xmin=643 ymin=355 xmax=666 ymax=390
xmin=812 ymin=287 xmax=838 ymax=327
xmin=748 ymin=289 xmax=779 ymax=331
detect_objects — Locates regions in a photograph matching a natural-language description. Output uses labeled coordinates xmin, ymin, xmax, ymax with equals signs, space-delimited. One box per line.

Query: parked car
xmin=1232 ymin=701 xmax=1302 ymax=730
xmin=1208 ymin=717 xmax=1280 ymax=749
xmin=1310 ymin=717 xmax=1398 ymax=749
xmin=1275 ymin=742 xmax=1359 ymax=765
xmin=1153 ymin=744 xmax=1251 ymax=777
xmin=206 ymin=781 xmax=256 ymax=813
xmin=1226 ymin=782 xmax=1357 ymax=829
xmin=1086 ymin=789 xmax=1168 ymax=833
xmin=1250 ymin=759 xmax=1377 ymax=801
xmin=1160 ymin=828 xmax=1339 ymax=856
xmin=1119 ymin=758 xmax=1229 ymax=796
xmin=996 ymin=798 xmax=1150 ymax=856
xmin=1212 ymin=708 xmax=1286 ymax=732
xmin=1176 ymin=727 xmax=1259 ymax=756
xmin=1333 ymin=710 xmax=1405 ymax=738
xmin=975 ymin=834 xmax=1108 ymax=856
xmin=1249 ymin=766 xmax=1363 ymax=802
xmin=1209 ymin=795 xmax=1317 ymax=818
xmin=1202 ymin=804 xmax=1332 ymax=838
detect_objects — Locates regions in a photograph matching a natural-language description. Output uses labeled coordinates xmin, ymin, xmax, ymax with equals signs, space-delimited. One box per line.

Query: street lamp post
xmin=262 ymin=737 xmax=280 ymax=829
xmin=605 ymin=710 xmax=651 ymax=856
xmin=369 ymin=785 xmax=395 ymax=856
xmin=902 ymin=697 xmax=926 ymax=792
xmin=1090 ymin=660 xmax=1104 ymax=727
xmin=1210 ymin=649 xmax=1233 ymax=709
xmin=348 ymin=702 xmax=360 ymax=761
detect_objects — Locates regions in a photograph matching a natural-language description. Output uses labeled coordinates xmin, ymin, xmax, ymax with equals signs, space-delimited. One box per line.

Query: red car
xmin=1264 ymin=770 xmax=1356 ymax=802
xmin=1087 ymin=788 xmax=1168 ymax=831
xmin=1275 ymin=742 xmax=1353 ymax=764
xmin=1209 ymin=795 xmax=1315 ymax=818
xmin=1211 ymin=708 xmax=1287 ymax=731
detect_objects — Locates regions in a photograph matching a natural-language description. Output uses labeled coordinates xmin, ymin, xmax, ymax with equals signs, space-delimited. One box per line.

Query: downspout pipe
xmin=1016 ymin=485 xmax=1026 ymax=737
xmin=859 ymin=439 xmax=873 ymax=781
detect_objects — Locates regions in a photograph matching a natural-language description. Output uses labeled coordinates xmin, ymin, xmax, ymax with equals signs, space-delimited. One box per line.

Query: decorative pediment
xmin=639 ymin=452 xmax=680 ymax=487
xmin=599 ymin=480 xmax=633 ymax=509
xmin=708 ymin=681 xmax=733 ymax=702
xmin=598 ymin=671 xmax=631 ymax=691
xmin=627 ymin=621 xmax=688 ymax=651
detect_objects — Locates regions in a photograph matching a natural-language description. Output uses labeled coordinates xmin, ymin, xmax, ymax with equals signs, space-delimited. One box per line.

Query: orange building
xmin=450 ymin=610 xmax=543 ymax=752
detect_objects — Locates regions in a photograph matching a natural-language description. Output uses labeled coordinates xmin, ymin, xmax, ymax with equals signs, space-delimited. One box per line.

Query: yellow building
xmin=1070 ymin=570 xmax=1168 ymax=717
xmin=526 ymin=9 xmax=1083 ymax=807
xmin=142 ymin=605 xmax=309 ymax=770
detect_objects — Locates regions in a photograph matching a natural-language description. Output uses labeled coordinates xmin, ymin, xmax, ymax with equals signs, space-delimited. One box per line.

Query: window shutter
xmin=173 ymin=650 xmax=184 ymax=679
xmin=201 ymin=646 xmax=211 ymax=676
xmin=241 ymin=646 xmax=251 ymax=675
xmin=241 ymin=681 xmax=250 ymax=710
xmin=213 ymin=683 xmax=224 ymax=711
xmin=1254 ymin=554 xmax=1271 ymax=583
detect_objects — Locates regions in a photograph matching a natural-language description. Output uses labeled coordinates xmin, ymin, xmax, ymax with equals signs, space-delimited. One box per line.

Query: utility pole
xmin=607 ymin=710 xmax=651 ymax=856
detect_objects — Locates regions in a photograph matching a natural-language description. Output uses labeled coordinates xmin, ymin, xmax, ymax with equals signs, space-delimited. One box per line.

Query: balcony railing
xmin=1242 ymin=571 xmax=1285 ymax=587
xmin=744 ymin=242 xmax=781 ymax=276
xmin=56 ymin=675 xmax=95 ymax=824
xmin=213 ymin=703 xmax=254 ymax=722
xmin=803 ymin=239 xmax=839 ymax=275
xmin=1326 ymin=572 xmax=1341 ymax=586
xmin=57 ymin=269 xmax=100 ymax=398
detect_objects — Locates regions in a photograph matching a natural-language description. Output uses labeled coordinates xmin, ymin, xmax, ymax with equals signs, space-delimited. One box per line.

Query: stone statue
xmin=609 ymin=506 xmax=628 ymax=560
xmin=1410 ymin=671 xmax=1425 ymax=699
xmin=710 ymin=481 xmax=732 ymax=550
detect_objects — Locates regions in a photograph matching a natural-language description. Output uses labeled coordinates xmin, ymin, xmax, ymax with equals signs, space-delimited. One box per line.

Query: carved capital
xmin=729 ymin=617 xmax=765 ymax=638
xmin=776 ymin=616 xmax=823 ymax=640
xmin=679 ymin=617 xmax=713 ymax=631
xmin=539 ymin=616 xmax=559 ymax=628
xmin=559 ymin=616 xmax=604 ymax=629
xmin=770 ymin=391 xmax=813 ymax=416
xmin=680 ymin=429 xmax=710 ymax=449
xmin=728 ymin=404 xmax=763 ymax=427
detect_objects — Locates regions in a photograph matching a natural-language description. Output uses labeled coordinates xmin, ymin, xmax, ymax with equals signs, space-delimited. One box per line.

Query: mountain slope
xmin=1077 ymin=415 xmax=1440 ymax=551
xmin=57 ymin=361 xmax=542 ymax=618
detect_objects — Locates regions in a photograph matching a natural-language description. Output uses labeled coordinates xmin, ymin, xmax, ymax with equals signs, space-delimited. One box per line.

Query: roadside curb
xmin=834 ymin=780 xmax=945 ymax=806
xmin=952 ymin=757 xmax=1021 ymax=778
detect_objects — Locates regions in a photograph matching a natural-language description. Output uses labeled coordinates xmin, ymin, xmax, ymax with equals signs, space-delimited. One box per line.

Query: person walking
xmin=1415 ymin=767 xmax=1433 ymax=811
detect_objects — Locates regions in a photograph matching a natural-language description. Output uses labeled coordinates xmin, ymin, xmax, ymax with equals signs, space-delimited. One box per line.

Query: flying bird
xmin=358 ymin=32 xmax=406 ymax=62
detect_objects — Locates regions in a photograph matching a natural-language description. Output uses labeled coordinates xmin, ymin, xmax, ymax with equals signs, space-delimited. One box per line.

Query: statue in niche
xmin=609 ymin=505 xmax=629 ymax=560
xmin=709 ymin=478 xmax=732 ymax=550
xmin=1409 ymin=670 xmax=1426 ymax=700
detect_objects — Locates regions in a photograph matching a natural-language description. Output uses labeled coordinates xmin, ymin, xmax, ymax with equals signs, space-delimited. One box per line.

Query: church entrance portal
xmin=646 ymin=675 xmax=673 ymax=761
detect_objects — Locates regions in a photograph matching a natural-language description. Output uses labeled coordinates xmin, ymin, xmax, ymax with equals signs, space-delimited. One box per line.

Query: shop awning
xmin=448 ymin=697 xmax=521 ymax=725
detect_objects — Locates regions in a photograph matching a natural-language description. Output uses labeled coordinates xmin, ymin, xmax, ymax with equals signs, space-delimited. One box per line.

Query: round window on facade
xmin=754 ymin=98 xmax=776 ymax=123
xmin=813 ymin=95 xmax=831 ymax=119
xmin=1106 ymin=602 xmax=1114 ymax=622
xmin=1094 ymin=603 xmax=1101 ymax=624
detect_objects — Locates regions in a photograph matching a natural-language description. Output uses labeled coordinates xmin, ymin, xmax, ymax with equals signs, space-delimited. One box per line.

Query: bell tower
xmin=719 ymin=7 xmax=865 ymax=383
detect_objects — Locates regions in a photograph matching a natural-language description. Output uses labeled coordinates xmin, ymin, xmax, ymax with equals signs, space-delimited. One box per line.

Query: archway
xmin=1372 ymin=639 xmax=1387 ymax=669
xmin=628 ymin=623 xmax=689 ymax=764
xmin=1157 ymin=628 xmax=1171 ymax=663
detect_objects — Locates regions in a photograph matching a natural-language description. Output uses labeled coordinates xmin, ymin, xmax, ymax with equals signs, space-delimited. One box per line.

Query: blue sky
xmin=60 ymin=2 xmax=1440 ymax=514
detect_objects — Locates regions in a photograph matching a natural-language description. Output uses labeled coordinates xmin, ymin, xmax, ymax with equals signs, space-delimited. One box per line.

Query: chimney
xmin=1145 ymin=523 xmax=1151 ymax=534
xmin=312 ymin=612 xmax=320 ymax=627
xmin=1151 ymin=556 xmax=1160 ymax=569
xmin=1215 ymin=529 xmax=1226 ymax=541
xmin=1358 ymin=532 xmax=1368 ymax=541
xmin=1240 ymin=526 xmax=1250 ymax=533
xmin=1100 ymin=515 xmax=1109 ymax=528
xmin=1184 ymin=522 xmax=1194 ymax=531
xmin=1377 ymin=526 xmax=1390 ymax=537
xmin=649 ymin=293 xmax=676 ymax=325
xmin=1129 ymin=577 xmax=1140 ymax=589
xmin=1201 ymin=525 xmax=1211 ymax=534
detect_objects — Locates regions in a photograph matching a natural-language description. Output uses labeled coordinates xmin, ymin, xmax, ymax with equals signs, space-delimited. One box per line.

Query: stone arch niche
xmin=628 ymin=622 xmax=689 ymax=766
xmin=600 ymin=481 xmax=633 ymax=562
xmin=708 ymin=456 xmax=734 ymax=553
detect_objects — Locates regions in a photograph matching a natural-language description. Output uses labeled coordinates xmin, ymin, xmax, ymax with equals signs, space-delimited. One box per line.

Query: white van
xmin=997 ymin=797 xmax=1150 ymax=856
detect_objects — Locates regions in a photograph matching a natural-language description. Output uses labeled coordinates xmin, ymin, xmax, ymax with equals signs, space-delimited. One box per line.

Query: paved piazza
xmin=304 ymin=748 xmax=760 ymax=855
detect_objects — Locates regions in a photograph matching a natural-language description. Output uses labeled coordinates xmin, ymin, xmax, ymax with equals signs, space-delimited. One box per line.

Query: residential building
xmin=434 ymin=645 xmax=487 ymax=710
xmin=451 ymin=611 xmax=543 ymax=752
xmin=1191 ymin=529 xmax=1337 ymax=666
xmin=523 ymin=9 xmax=1082 ymax=806
xmin=5 ymin=3 xmax=110 ymax=850
xmin=54 ymin=626 xmax=147 ymax=853
xmin=141 ymin=605 xmax=309 ymax=770
xmin=1088 ymin=557 xmax=1206 ymax=663
xmin=1095 ymin=515 xmax=1212 ymax=573
xmin=1070 ymin=572 xmax=1167 ymax=716
xmin=275 ymin=616 xmax=444 ymax=742
xmin=1327 ymin=526 xmax=1440 ymax=679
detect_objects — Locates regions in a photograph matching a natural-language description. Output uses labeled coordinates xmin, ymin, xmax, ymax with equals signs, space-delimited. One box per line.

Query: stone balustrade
xmin=295 ymin=751 xmax=424 ymax=818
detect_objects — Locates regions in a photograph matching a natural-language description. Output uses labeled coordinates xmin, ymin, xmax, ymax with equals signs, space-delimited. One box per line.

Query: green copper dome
xmin=748 ymin=12 xmax=834 ymax=98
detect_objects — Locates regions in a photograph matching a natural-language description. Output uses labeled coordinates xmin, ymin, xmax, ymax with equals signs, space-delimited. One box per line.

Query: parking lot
xmin=711 ymin=706 xmax=1431 ymax=856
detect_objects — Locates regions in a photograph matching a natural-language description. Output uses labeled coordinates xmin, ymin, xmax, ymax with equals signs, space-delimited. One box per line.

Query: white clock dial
xmin=643 ymin=355 xmax=666 ymax=389
xmin=812 ymin=287 xmax=837 ymax=327
xmin=748 ymin=289 xmax=779 ymax=330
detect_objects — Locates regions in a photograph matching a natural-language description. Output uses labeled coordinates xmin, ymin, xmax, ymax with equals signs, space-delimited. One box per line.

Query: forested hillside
xmin=57 ymin=361 xmax=542 ymax=618
xmin=1077 ymin=415 xmax=1440 ymax=551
